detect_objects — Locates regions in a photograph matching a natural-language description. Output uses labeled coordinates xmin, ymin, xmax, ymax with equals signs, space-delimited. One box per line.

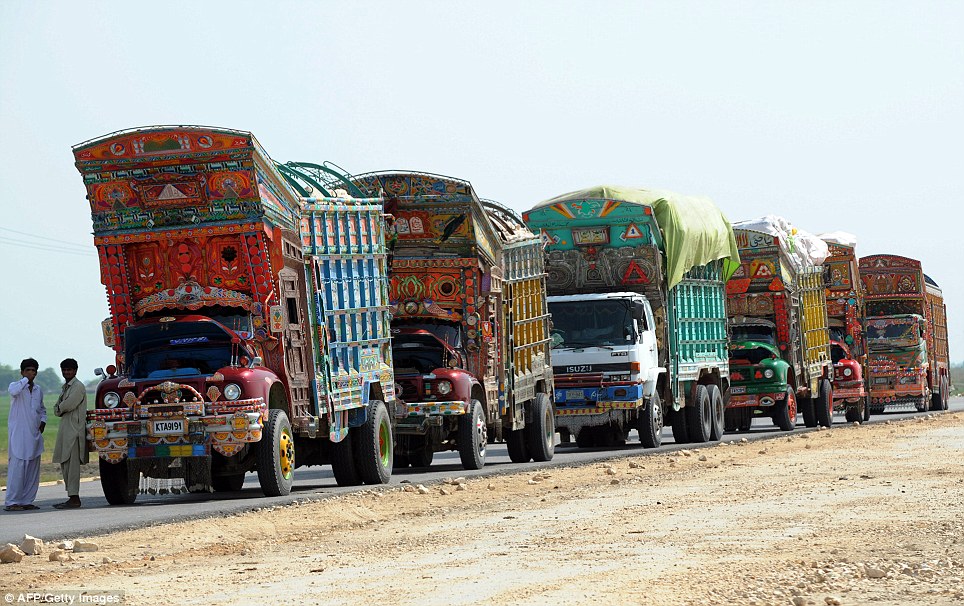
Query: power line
xmin=0 ymin=226 xmax=92 ymax=250
xmin=0 ymin=237 xmax=97 ymax=257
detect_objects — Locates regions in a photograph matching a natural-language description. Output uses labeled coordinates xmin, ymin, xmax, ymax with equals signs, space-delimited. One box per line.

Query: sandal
xmin=3 ymin=505 xmax=25 ymax=511
xmin=21 ymin=504 xmax=40 ymax=510
xmin=53 ymin=501 xmax=81 ymax=509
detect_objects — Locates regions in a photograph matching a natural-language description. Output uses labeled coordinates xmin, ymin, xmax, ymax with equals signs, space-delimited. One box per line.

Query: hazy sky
xmin=1 ymin=1 xmax=961 ymax=378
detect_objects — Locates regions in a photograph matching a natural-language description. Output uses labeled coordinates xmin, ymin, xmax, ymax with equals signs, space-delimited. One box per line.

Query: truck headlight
xmin=224 ymin=384 xmax=242 ymax=401
xmin=436 ymin=380 xmax=453 ymax=395
xmin=843 ymin=368 xmax=852 ymax=377
xmin=763 ymin=369 xmax=774 ymax=379
xmin=103 ymin=392 xmax=120 ymax=409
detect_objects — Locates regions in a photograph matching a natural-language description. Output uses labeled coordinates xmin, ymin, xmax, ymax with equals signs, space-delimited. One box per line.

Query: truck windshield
xmin=831 ymin=344 xmax=847 ymax=364
xmin=392 ymin=333 xmax=449 ymax=374
xmin=729 ymin=324 xmax=776 ymax=345
xmin=548 ymin=300 xmax=634 ymax=348
xmin=866 ymin=319 xmax=922 ymax=350
xmin=126 ymin=321 xmax=238 ymax=379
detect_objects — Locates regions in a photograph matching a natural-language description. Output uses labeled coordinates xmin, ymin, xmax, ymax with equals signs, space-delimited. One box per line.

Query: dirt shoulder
xmin=3 ymin=413 xmax=964 ymax=606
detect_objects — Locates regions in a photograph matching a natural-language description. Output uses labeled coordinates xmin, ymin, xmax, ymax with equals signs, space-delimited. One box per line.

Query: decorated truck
xmin=725 ymin=218 xmax=833 ymax=431
xmin=523 ymin=186 xmax=740 ymax=448
xmin=819 ymin=233 xmax=870 ymax=422
xmin=858 ymin=255 xmax=950 ymax=412
xmin=73 ymin=126 xmax=395 ymax=504
xmin=349 ymin=171 xmax=554 ymax=469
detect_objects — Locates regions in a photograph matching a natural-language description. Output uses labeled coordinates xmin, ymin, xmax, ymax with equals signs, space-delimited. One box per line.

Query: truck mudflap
xmin=87 ymin=396 xmax=267 ymax=462
xmin=831 ymin=381 xmax=866 ymax=405
xmin=726 ymin=389 xmax=786 ymax=408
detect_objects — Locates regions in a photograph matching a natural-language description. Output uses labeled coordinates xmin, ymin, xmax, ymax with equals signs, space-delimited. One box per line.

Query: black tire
xmin=393 ymin=454 xmax=410 ymax=469
xmin=723 ymin=409 xmax=738 ymax=433
xmin=212 ymin=473 xmax=246 ymax=492
xmin=708 ymin=385 xmax=725 ymax=441
xmin=738 ymin=414 xmax=753 ymax=432
xmin=525 ymin=393 xmax=555 ymax=462
xmin=671 ymin=407 xmax=689 ymax=444
xmin=801 ymin=394 xmax=816 ymax=428
xmin=256 ymin=408 xmax=295 ymax=497
xmin=458 ymin=400 xmax=487 ymax=470
xmin=845 ymin=406 xmax=862 ymax=423
xmin=411 ymin=443 xmax=434 ymax=468
xmin=99 ymin=458 xmax=137 ymax=505
xmin=506 ymin=427 xmax=530 ymax=463
xmin=685 ymin=385 xmax=712 ymax=443
xmin=774 ymin=386 xmax=797 ymax=431
xmin=353 ymin=400 xmax=393 ymax=485
xmin=638 ymin=391 xmax=663 ymax=449
xmin=575 ymin=427 xmax=595 ymax=449
xmin=942 ymin=378 xmax=950 ymax=411
xmin=815 ymin=379 xmax=833 ymax=428
xmin=863 ymin=395 xmax=871 ymax=421
xmin=330 ymin=432 xmax=361 ymax=486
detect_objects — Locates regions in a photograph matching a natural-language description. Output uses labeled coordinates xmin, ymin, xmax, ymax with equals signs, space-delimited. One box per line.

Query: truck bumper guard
xmin=87 ymin=397 xmax=267 ymax=462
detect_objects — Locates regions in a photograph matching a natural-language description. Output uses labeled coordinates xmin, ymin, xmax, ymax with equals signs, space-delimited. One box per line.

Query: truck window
xmin=729 ymin=323 xmax=777 ymax=345
xmin=126 ymin=321 xmax=244 ymax=379
xmin=548 ymin=300 xmax=635 ymax=347
xmin=831 ymin=344 xmax=847 ymax=364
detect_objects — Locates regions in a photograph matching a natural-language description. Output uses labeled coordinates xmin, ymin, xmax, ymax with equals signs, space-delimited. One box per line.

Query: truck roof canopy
xmin=526 ymin=185 xmax=740 ymax=290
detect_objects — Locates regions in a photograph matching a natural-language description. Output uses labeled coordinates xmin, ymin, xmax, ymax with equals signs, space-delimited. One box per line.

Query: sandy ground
xmin=2 ymin=413 xmax=964 ymax=606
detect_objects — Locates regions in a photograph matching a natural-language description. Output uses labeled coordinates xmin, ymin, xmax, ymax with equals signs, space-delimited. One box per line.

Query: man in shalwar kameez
xmin=4 ymin=358 xmax=46 ymax=511
xmin=52 ymin=358 xmax=88 ymax=509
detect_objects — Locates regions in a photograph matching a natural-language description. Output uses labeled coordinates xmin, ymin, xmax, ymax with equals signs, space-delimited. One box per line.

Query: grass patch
xmin=1 ymin=393 xmax=98 ymax=485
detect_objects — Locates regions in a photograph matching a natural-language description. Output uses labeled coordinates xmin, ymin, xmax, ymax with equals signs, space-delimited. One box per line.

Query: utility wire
xmin=0 ymin=237 xmax=97 ymax=257
xmin=0 ymin=226 xmax=92 ymax=250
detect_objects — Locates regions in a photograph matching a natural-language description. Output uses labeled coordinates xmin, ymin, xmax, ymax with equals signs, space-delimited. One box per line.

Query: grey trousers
xmin=61 ymin=454 xmax=81 ymax=497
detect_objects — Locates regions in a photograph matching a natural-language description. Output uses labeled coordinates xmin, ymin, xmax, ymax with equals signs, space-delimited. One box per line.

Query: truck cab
xmin=548 ymin=293 xmax=661 ymax=446
xmin=865 ymin=314 xmax=929 ymax=411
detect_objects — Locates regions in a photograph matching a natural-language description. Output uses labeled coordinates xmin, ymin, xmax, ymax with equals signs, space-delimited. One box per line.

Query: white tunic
xmin=7 ymin=377 xmax=46 ymax=460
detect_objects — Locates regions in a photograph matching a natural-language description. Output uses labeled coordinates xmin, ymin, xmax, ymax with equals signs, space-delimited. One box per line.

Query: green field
xmin=1 ymin=392 xmax=97 ymax=486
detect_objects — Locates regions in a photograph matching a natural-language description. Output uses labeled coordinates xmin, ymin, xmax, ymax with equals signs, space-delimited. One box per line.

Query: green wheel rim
xmin=378 ymin=417 xmax=391 ymax=468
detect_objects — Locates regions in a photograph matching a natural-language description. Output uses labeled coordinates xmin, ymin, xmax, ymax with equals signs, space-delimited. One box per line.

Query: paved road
xmin=3 ymin=398 xmax=960 ymax=544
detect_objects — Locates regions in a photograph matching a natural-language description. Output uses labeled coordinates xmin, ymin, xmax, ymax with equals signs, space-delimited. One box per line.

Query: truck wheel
xmin=525 ymin=393 xmax=555 ymax=463
xmin=862 ymin=396 xmax=871 ymax=421
xmin=330 ymin=432 xmax=361 ymax=486
xmin=212 ymin=473 xmax=246 ymax=492
xmin=737 ymin=412 xmax=753 ymax=432
xmin=393 ymin=453 xmax=411 ymax=469
xmin=638 ymin=391 xmax=663 ymax=449
xmin=411 ymin=443 xmax=434 ymax=468
xmin=256 ymin=408 xmax=295 ymax=497
xmin=670 ymin=408 xmax=689 ymax=444
xmin=800 ymin=394 xmax=816 ymax=428
xmin=99 ymin=458 xmax=138 ymax=505
xmin=685 ymin=385 xmax=712 ymax=443
xmin=815 ymin=379 xmax=833 ymax=428
xmin=774 ymin=387 xmax=797 ymax=431
xmin=942 ymin=377 xmax=950 ymax=411
xmin=506 ymin=428 xmax=531 ymax=463
xmin=845 ymin=407 xmax=862 ymax=423
xmin=915 ymin=396 xmax=928 ymax=412
xmin=575 ymin=427 xmax=595 ymax=449
xmin=458 ymin=400 xmax=487 ymax=470
xmin=708 ymin=385 xmax=725 ymax=441
xmin=353 ymin=400 xmax=393 ymax=485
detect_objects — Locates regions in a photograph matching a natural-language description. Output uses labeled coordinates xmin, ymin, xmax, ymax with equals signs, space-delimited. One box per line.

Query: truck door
xmin=279 ymin=264 xmax=312 ymax=421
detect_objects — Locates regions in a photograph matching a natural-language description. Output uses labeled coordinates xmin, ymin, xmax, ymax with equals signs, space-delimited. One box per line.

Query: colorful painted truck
xmin=858 ymin=255 xmax=951 ymax=412
xmin=523 ymin=186 xmax=740 ymax=448
xmin=349 ymin=171 xmax=555 ymax=468
xmin=820 ymin=233 xmax=870 ymax=423
xmin=73 ymin=126 xmax=395 ymax=504
xmin=726 ymin=218 xmax=833 ymax=431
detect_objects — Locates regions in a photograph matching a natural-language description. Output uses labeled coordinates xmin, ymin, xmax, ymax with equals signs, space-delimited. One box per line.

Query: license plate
xmin=565 ymin=389 xmax=587 ymax=401
xmin=730 ymin=386 xmax=746 ymax=394
xmin=151 ymin=419 xmax=185 ymax=436
xmin=874 ymin=378 xmax=889 ymax=384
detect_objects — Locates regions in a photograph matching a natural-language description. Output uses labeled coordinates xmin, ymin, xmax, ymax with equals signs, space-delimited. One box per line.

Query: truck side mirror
xmin=251 ymin=356 xmax=263 ymax=367
xmin=94 ymin=367 xmax=105 ymax=378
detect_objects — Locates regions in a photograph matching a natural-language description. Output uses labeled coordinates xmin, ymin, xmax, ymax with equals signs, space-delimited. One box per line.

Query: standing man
xmin=4 ymin=358 xmax=46 ymax=512
xmin=53 ymin=358 xmax=88 ymax=509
